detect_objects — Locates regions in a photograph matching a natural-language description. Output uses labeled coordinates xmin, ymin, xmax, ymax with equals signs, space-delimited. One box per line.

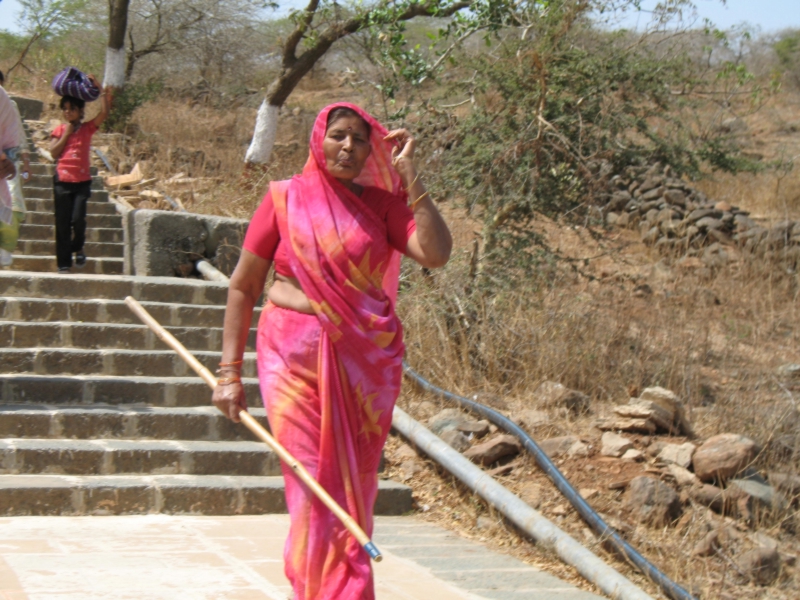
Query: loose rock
xmin=623 ymin=476 xmax=683 ymax=527
xmin=666 ymin=464 xmax=698 ymax=487
xmin=657 ymin=443 xmax=696 ymax=469
xmin=463 ymin=434 xmax=521 ymax=465
xmin=621 ymin=448 xmax=644 ymax=462
xmin=457 ymin=420 xmax=491 ymax=438
xmin=692 ymin=433 xmax=758 ymax=482
xmin=440 ymin=429 xmax=471 ymax=453
xmin=601 ymin=432 xmax=634 ymax=457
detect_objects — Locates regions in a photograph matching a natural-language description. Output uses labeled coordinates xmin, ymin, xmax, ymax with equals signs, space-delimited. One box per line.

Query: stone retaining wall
xmin=124 ymin=209 xmax=247 ymax=277
xmin=604 ymin=164 xmax=800 ymax=272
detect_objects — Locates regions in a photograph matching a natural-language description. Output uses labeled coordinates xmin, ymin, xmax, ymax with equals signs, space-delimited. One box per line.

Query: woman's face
xmin=322 ymin=115 xmax=371 ymax=183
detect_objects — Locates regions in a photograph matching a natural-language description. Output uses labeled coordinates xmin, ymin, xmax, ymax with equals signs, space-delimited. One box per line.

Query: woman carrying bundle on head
xmin=212 ymin=103 xmax=452 ymax=599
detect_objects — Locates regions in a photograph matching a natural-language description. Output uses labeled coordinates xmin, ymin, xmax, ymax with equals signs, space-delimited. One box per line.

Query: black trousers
xmin=52 ymin=178 xmax=92 ymax=269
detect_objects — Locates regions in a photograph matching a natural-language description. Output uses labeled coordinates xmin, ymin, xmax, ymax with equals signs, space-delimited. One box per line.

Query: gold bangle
xmin=219 ymin=360 xmax=243 ymax=368
xmin=409 ymin=190 xmax=429 ymax=210
xmin=217 ymin=377 xmax=242 ymax=386
xmin=216 ymin=367 xmax=241 ymax=375
xmin=404 ymin=172 xmax=420 ymax=192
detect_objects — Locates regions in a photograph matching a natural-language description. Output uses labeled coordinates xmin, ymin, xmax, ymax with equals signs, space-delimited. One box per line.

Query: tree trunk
xmin=105 ymin=0 xmax=131 ymax=87
xmin=244 ymin=37 xmax=337 ymax=165
xmin=245 ymin=102 xmax=281 ymax=165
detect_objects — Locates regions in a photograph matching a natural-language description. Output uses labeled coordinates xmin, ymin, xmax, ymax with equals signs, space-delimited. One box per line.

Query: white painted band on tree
xmin=104 ymin=47 xmax=126 ymax=88
xmin=245 ymin=101 xmax=280 ymax=165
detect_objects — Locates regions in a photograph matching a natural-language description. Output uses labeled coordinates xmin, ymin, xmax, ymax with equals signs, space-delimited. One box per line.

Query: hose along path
xmin=403 ymin=363 xmax=696 ymax=600
xmin=194 ymin=261 xmax=691 ymax=599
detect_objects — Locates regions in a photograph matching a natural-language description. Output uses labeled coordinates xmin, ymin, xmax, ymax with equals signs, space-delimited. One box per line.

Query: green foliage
xmin=103 ymin=80 xmax=163 ymax=132
xmin=18 ymin=0 xmax=89 ymax=38
xmin=774 ymin=29 xmax=800 ymax=87
xmin=429 ymin=0 xmax=761 ymax=283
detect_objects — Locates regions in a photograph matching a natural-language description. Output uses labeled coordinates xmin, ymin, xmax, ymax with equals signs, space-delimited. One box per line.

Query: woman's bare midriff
xmin=267 ymin=274 xmax=315 ymax=314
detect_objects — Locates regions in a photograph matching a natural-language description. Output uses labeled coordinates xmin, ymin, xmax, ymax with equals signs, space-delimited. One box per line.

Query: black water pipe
xmin=402 ymin=362 xmax=696 ymax=600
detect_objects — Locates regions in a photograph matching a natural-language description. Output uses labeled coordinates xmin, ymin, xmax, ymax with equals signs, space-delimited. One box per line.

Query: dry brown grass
xmin=391 ymin=243 xmax=800 ymax=598
xmin=14 ymin=62 xmax=800 ymax=598
xmin=118 ymin=79 xmax=800 ymax=599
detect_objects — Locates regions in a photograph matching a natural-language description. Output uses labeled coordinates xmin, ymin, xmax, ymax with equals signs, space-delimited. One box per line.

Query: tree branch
xmin=283 ymin=0 xmax=321 ymax=69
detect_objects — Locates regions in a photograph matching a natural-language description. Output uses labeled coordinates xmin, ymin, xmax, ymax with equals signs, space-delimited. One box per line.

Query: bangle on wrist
xmin=409 ymin=190 xmax=429 ymax=210
xmin=404 ymin=172 xmax=420 ymax=192
xmin=217 ymin=377 xmax=242 ymax=386
xmin=216 ymin=367 xmax=241 ymax=375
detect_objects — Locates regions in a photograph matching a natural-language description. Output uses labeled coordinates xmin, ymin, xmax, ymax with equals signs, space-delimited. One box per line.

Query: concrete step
xmin=0 ymin=320 xmax=256 ymax=352
xmin=23 ymin=186 xmax=110 ymax=202
xmin=24 ymin=210 xmax=120 ymax=228
xmin=0 ymin=475 xmax=412 ymax=516
xmin=15 ymin=239 xmax=124 ymax=257
xmin=0 ymin=272 xmax=230 ymax=305
xmin=0 ymin=374 xmax=262 ymax=407
xmin=5 ymin=254 xmax=124 ymax=275
xmin=25 ymin=198 xmax=117 ymax=214
xmin=26 ymin=174 xmax=104 ymax=189
xmin=0 ymin=405 xmax=269 ymax=442
xmin=0 ymin=297 xmax=260 ymax=327
xmin=30 ymin=164 xmax=98 ymax=177
xmin=18 ymin=223 xmax=123 ymax=243
xmin=3 ymin=348 xmax=257 ymax=378
xmin=0 ymin=438 xmax=281 ymax=476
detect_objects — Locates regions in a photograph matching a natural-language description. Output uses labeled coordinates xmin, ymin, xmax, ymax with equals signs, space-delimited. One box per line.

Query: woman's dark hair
xmin=326 ymin=107 xmax=371 ymax=137
xmin=0 ymin=70 xmax=4 ymax=85
xmin=59 ymin=95 xmax=85 ymax=111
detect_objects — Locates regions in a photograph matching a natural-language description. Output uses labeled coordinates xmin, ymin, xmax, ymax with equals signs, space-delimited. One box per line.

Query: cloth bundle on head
xmin=51 ymin=67 xmax=100 ymax=102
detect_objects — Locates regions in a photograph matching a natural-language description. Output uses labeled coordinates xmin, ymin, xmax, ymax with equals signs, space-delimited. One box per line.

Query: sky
xmin=1 ymin=0 xmax=799 ymax=35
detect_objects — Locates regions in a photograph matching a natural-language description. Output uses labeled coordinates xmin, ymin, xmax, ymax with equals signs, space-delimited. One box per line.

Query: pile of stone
xmin=603 ymin=163 xmax=800 ymax=270
xmin=596 ymin=386 xmax=694 ymax=437
xmin=414 ymin=385 xmax=798 ymax=585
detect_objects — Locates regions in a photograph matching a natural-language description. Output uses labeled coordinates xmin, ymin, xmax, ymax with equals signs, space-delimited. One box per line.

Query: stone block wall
xmin=124 ymin=209 xmax=247 ymax=277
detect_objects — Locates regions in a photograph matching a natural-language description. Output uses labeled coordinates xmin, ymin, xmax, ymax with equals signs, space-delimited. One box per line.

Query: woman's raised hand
xmin=384 ymin=129 xmax=417 ymax=181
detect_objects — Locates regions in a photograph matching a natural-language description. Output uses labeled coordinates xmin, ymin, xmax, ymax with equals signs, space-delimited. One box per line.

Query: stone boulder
xmin=463 ymin=435 xmax=521 ymax=466
xmin=428 ymin=409 xmax=470 ymax=435
xmin=692 ymin=434 xmax=758 ymax=482
xmin=440 ymin=430 xmax=470 ymax=453
xmin=601 ymin=432 xmax=633 ymax=457
xmin=657 ymin=443 xmax=696 ymax=469
xmin=623 ymin=476 xmax=683 ymax=527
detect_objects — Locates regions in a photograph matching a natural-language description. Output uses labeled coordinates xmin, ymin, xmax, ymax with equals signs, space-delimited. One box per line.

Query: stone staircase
xmin=0 ymin=127 xmax=412 ymax=516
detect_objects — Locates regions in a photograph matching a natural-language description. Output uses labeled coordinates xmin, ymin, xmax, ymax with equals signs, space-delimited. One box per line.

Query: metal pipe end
xmin=364 ymin=541 xmax=382 ymax=562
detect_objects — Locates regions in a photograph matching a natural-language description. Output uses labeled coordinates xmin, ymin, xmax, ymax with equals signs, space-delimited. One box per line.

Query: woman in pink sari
xmin=212 ymin=103 xmax=452 ymax=599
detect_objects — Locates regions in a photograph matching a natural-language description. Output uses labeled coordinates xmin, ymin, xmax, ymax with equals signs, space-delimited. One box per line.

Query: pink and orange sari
xmin=256 ymin=104 xmax=407 ymax=599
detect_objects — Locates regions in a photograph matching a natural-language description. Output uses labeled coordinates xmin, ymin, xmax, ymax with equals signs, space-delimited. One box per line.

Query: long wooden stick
xmin=124 ymin=295 xmax=382 ymax=562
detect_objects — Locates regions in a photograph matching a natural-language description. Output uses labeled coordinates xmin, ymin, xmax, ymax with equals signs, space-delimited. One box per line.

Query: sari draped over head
xmin=258 ymin=103 xmax=407 ymax=599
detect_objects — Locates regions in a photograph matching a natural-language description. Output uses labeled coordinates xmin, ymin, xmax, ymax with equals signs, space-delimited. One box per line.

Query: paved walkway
xmin=0 ymin=515 xmax=603 ymax=599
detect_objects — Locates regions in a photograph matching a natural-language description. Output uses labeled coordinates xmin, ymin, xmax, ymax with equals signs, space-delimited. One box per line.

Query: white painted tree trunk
xmin=103 ymin=47 xmax=126 ymax=88
xmin=245 ymin=101 xmax=280 ymax=165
